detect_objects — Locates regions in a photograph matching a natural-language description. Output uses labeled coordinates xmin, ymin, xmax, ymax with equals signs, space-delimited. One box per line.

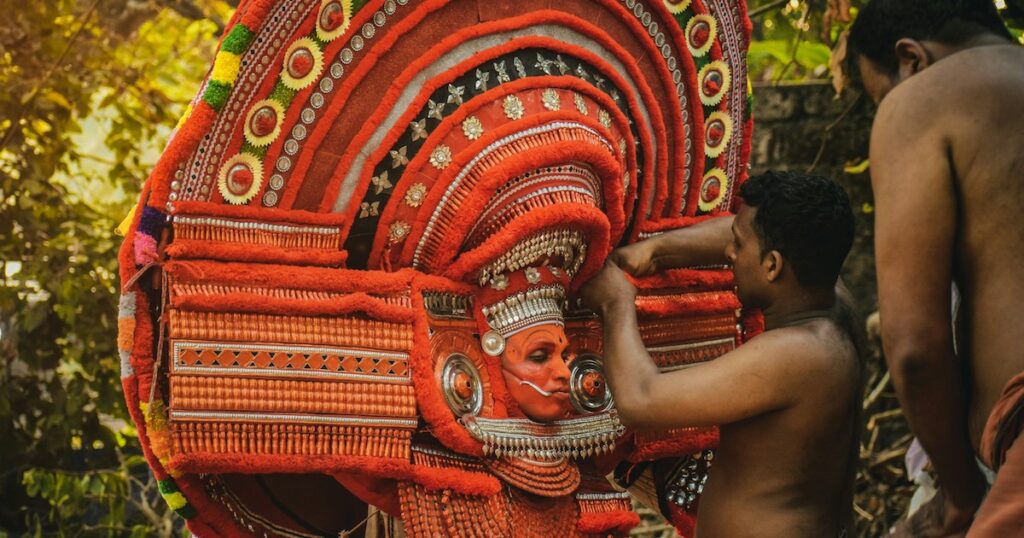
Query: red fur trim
xmin=443 ymin=204 xmax=611 ymax=291
xmin=163 ymin=261 xmax=417 ymax=294
xmin=165 ymin=241 xmax=348 ymax=267
xmin=628 ymin=427 xmax=720 ymax=463
xmin=366 ymin=76 xmax=636 ymax=267
xmin=171 ymin=291 xmax=415 ymax=323
xmin=332 ymin=473 xmax=402 ymax=516
xmin=171 ymin=453 xmax=416 ymax=477
xmin=149 ymin=103 xmax=217 ymax=210
xmin=406 ymin=275 xmax=488 ymax=456
xmin=340 ymin=37 xmax=648 ymax=245
xmin=668 ymin=501 xmax=698 ymax=538
xmin=408 ymin=465 xmax=502 ymax=496
xmin=577 ymin=510 xmax=641 ymax=534
xmin=237 ymin=0 xmax=276 ymax=34
xmin=122 ymin=379 xmax=170 ymax=480
xmin=173 ymin=200 xmax=348 ymax=226
xmin=308 ymin=8 xmax=669 ymax=226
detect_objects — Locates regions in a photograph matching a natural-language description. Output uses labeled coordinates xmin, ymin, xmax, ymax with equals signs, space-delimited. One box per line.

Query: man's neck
xmin=924 ymin=34 xmax=1014 ymax=64
xmin=761 ymin=287 xmax=837 ymax=331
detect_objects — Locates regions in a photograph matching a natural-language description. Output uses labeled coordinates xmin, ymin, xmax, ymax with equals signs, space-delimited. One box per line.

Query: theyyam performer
xmin=115 ymin=0 xmax=755 ymax=535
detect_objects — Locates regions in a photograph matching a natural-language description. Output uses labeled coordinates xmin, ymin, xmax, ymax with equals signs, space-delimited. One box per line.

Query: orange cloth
xmin=968 ymin=371 xmax=1024 ymax=537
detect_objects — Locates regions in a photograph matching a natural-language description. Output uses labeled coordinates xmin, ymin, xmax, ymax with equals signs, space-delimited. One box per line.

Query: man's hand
xmin=609 ymin=239 xmax=660 ymax=277
xmin=887 ymin=486 xmax=981 ymax=538
xmin=581 ymin=261 xmax=637 ymax=315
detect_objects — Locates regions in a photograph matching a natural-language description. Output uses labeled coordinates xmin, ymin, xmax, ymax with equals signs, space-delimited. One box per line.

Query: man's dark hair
xmin=849 ymin=0 xmax=1013 ymax=75
xmin=738 ymin=171 xmax=855 ymax=288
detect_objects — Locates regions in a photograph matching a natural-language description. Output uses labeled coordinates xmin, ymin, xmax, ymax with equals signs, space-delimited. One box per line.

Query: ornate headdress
xmin=116 ymin=0 xmax=756 ymax=535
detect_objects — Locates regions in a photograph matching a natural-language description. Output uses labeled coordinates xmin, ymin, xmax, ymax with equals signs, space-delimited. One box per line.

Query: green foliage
xmin=0 ymin=1 xmax=229 ymax=534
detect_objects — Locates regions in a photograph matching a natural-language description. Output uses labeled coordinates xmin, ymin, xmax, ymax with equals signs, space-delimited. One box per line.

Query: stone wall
xmin=749 ymin=81 xmax=878 ymax=313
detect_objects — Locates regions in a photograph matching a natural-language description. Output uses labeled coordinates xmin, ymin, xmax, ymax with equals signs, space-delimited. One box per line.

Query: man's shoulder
xmin=748 ymin=321 xmax=855 ymax=372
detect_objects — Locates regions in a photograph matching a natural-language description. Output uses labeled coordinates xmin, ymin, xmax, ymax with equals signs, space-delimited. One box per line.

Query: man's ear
xmin=894 ymin=38 xmax=931 ymax=78
xmin=764 ymin=250 xmax=784 ymax=283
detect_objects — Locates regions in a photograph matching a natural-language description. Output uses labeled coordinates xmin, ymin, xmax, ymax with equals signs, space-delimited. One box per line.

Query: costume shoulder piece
xmin=117 ymin=0 xmax=754 ymax=535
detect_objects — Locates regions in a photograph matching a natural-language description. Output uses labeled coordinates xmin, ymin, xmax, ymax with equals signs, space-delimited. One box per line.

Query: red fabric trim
xmin=667 ymin=501 xmax=698 ymax=538
xmin=163 ymin=261 xmax=417 ymax=294
xmin=150 ymin=103 xmax=217 ymax=209
xmin=442 ymin=204 xmax=612 ymax=291
xmin=280 ymin=0 xmax=450 ymax=210
xmin=406 ymin=275 xmax=488 ymax=456
xmin=304 ymin=8 xmax=670 ymax=226
xmin=408 ymin=465 xmax=502 ymax=496
xmin=628 ymin=427 xmax=720 ymax=463
xmin=365 ymin=75 xmax=639 ymax=267
xmin=741 ymin=308 xmax=765 ymax=342
xmin=332 ymin=473 xmax=402 ymax=516
xmin=165 ymin=241 xmax=348 ymax=267
xmin=171 ymin=453 xmax=416 ymax=477
xmin=634 ymin=291 xmax=740 ymax=318
xmin=577 ymin=510 xmax=641 ymax=535
xmin=173 ymin=200 xmax=348 ymax=226
xmin=171 ymin=291 xmax=415 ymax=322
xmin=635 ymin=269 xmax=734 ymax=293
xmin=331 ymin=30 xmax=651 ymax=238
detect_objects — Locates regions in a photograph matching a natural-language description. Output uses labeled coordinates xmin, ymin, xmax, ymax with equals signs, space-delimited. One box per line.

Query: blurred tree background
xmin=0 ymin=0 xmax=1021 ymax=536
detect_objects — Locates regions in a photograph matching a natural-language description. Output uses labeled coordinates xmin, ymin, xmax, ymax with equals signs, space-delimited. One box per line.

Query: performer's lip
xmin=518 ymin=380 xmax=569 ymax=398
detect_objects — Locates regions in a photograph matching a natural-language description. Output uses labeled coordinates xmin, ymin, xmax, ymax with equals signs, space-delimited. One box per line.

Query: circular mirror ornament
xmin=569 ymin=354 xmax=613 ymax=413
xmin=481 ymin=330 xmax=506 ymax=357
xmin=441 ymin=353 xmax=484 ymax=417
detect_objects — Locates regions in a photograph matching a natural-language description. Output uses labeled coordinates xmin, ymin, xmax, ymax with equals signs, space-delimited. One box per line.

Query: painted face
xmin=500 ymin=324 xmax=573 ymax=422
xmin=857 ymin=55 xmax=897 ymax=105
xmin=725 ymin=205 xmax=767 ymax=308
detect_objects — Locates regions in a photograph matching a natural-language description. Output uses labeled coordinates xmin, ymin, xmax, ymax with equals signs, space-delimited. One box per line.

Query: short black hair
xmin=849 ymin=0 xmax=1013 ymax=76
xmin=738 ymin=171 xmax=855 ymax=288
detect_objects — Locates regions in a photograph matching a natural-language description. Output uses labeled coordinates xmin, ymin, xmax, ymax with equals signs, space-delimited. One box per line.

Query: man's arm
xmin=870 ymin=88 xmax=987 ymax=526
xmin=582 ymin=263 xmax=803 ymax=430
xmin=612 ymin=215 xmax=734 ymax=276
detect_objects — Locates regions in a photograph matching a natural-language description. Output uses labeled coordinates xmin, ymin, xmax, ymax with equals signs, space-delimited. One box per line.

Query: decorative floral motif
xmin=503 ymin=95 xmax=525 ymax=120
xmin=281 ymin=38 xmax=324 ymax=90
xmin=315 ymin=0 xmax=353 ymax=42
xmin=663 ymin=0 xmax=693 ymax=14
xmin=429 ymin=144 xmax=453 ymax=169
xmin=686 ymin=14 xmax=717 ymax=58
xmin=542 ymin=89 xmax=561 ymax=111
xmin=243 ymin=99 xmax=285 ymax=147
xmin=703 ymin=112 xmax=733 ymax=159
xmin=404 ymin=183 xmax=427 ymax=207
xmin=388 ymin=221 xmax=411 ymax=241
xmin=462 ymin=116 xmax=484 ymax=140
xmin=698 ymin=168 xmax=729 ymax=212
xmin=217 ymin=153 xmax=264 ymax=205
xmin=698 ymin=61 xmax=731 ymax=107
xmin=410 ymin=118 xmax=428 ymax=141
xmin=573 ymin=93 xmax=588 ymax=115
xmin=598 ymin=109 xmax=612 ymax=129
xmin=371 ymin=171 xmax=392 ymax=194
xmin=360 ymin=201 xmax=380 ymax=218
xmin=390 ymin=146 xmax=409 ymax=168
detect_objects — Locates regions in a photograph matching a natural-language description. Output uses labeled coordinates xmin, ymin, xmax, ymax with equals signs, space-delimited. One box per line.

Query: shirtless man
xmin=582 ymin=171 xmax=861 ymax=537
xmin=848 ymin=1 xmax=1024 ymax=535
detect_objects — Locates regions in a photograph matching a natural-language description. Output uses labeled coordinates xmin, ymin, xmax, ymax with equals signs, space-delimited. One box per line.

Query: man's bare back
xmin=873 ymin=43 xmax=1024 ymax=449
xmin=698 ymin=319 xmax=859 ymax=537
xmin=583 ymin=172 xmax=860 ymax=537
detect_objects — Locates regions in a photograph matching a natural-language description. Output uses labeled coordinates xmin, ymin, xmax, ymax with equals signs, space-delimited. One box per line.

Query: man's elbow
xmin=613 ymin=392 xmax=654 ymax=429
xmin=883 ymin=330 xmax=954 ymax=382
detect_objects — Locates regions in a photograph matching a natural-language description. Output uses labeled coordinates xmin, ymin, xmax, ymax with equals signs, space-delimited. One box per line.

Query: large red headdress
xmin=117 ymin=0 xmax=754 ymax=535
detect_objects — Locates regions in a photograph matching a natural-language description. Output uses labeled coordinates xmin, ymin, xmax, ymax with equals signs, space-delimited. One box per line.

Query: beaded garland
xmin=120 ymin=0 xmax=754 ymax=536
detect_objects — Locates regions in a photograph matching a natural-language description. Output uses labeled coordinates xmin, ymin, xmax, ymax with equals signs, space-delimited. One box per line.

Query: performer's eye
xmin=528 ymin=349 xmax=550 ymax=363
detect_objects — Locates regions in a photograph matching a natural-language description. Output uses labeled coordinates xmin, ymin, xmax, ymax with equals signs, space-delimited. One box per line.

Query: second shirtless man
xmin=582 ymin=171 xmax=861 ymax=537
